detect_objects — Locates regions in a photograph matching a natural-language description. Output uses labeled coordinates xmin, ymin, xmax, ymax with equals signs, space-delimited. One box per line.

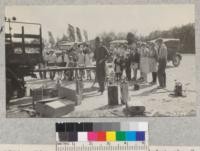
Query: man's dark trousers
xmin=157 ymin=59 xmax=167 ymax=87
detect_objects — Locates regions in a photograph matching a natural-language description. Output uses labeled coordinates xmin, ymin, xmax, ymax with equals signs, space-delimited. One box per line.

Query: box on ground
xmin=30 ymin=87 xmax=58 ymax=101
xmin=58 ymin=81 xmax=83 ymax=105
xmin=35 ymin=98 xmax=75 ymax=117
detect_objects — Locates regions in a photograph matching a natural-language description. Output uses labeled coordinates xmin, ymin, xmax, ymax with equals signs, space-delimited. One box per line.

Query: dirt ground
xmin=7 ymin=54 xmax=196 ymax=118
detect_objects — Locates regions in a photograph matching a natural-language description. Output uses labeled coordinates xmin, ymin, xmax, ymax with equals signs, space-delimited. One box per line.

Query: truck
xmin=5 ymin=20 xmax=43 ymax=104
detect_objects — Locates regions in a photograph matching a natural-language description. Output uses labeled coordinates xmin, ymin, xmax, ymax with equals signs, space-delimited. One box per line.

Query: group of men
xmin=38 ymin=36 xmax=168 ymax=95
xmin=94 ymin=37 xmax=168 ymax=94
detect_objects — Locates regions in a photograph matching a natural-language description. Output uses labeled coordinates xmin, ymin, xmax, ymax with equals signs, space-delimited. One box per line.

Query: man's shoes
xmin=150 ymin=81 xmax=157 ymax=85
xmin=138 ymin=77 xmax=144 ymax=82
xmin=97 ymin=89 xmax=104 ymax=94
xmin=157 ymin=86 xmax=165 ymax=89
xmin=132 ymin=77 xmax=136 ymax=81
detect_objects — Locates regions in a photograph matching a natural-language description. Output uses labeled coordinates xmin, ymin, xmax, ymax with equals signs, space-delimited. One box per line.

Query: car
xmin=110 ymin=40 xmax=128 ymax=45
xmin=150 ymin=38 xmax=182 ymax=67
xmin=110 ymin=38 xmax=182 ymax=67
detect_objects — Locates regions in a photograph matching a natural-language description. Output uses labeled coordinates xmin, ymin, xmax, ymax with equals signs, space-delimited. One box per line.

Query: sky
xmin=5 ymin=5 xmax=195 ymax=41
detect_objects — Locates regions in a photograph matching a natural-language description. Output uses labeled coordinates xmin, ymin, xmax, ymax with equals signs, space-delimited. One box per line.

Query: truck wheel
xmin=17 ymin=88 xmax=26 ymax=98
xmin=6 ymin=78 xmax=13 ymax=107
xmin=172 ymin=55 xmax=181 ymax=67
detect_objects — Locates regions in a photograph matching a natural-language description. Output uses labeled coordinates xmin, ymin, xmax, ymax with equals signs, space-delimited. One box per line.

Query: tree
xmin=116 ymin=32 xmax=126 ymax=40
xmin=146 ymin=23 xmax=195 ymax=53
xmin=126 ymin=32 xmax=136 ymax=45
xmin=48 ymin=31 xmax=55 ymax=48
xmin=83 ymin=30 xmax=88 ymax=41
xmin=67 ymin=24 xmax=75 ymax=42
xmin=61 ymin=34 xmax=69 ymax=41
xmin=99 ymin=31 xmax=117 ymax=47
xmin=146 ymin=30 xmax=162 ymax=41
xmin=76 ymin=27 xmax=82 ymax=42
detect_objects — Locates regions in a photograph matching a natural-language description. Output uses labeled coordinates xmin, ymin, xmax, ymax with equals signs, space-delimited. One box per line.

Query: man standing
xmin=156 ymin=38 xmax=168 ymax=88
xmin=127 ymin=32 xmax=138 ymax=81
xmin=149 ymin=42 xmax=158 ymax=85
xmin=94 ymin=37 xmax=109 ymax=94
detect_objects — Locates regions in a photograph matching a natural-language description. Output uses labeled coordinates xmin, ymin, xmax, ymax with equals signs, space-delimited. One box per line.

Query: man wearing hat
xmin=139 ymin=42 xmax=150 ymax=83
xmin=156 ymin=38 xmax=168 ymax=88
xmin=127 ymin=32 xmax=138 ymax=81
xmin=94 ymin=37 xmax=109 ymax=94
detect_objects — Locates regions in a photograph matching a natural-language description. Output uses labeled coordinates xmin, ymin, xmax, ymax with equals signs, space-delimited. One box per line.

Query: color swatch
xmin=56 ymin=122 xmax=148 ymax=142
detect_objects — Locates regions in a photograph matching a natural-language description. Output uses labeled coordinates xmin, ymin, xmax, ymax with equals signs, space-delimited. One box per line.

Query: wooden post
xmin=21 ymin=26 xmax=25 ymax=53
xmin=120 ymin=80 xmax=129 ymax=105
xmin=39 ymin=26 xmax=43 ymax=62
xmin=107 ymin=84 xmax=118 ymax=106
xmin=76 ymin=79 xmax=83 ymax=105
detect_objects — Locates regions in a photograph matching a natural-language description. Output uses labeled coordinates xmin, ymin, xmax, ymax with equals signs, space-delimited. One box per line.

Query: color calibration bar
xmin=56 ymin=122 xmax=148 ymax=142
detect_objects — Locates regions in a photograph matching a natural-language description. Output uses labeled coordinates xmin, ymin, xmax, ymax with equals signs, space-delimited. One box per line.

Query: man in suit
xmin=156 ymin=38 xmax=168 ymax=88
xmin=94 ymin=37 xmax=109 ymax=94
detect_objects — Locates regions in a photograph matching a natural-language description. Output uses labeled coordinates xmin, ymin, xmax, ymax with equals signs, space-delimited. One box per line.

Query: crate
xmin=30 ymin=87 xmax=58 ymax=100
xmin=30 ymin=87 xmax=58 ymax=108
xmin=58 ymin=80 xmax=83 ymax=105
xmin=35 ymin=98 xmax=75 ymax=117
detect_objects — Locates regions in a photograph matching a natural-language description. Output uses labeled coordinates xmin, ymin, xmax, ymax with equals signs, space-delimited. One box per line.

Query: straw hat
xmin=141 ymin=42 xmax=146 ymax=46
xmin=55 ymin=50 xmax=62 ymax=54
xmin=155 ymin=38 xmax=163 ymax=43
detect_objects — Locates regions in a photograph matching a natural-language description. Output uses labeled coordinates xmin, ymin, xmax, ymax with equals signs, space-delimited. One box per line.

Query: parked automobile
xmin=110 ymin=38 xmax=182 ymax=67
xmin=150 ymin=38 xmax=182 ymax=67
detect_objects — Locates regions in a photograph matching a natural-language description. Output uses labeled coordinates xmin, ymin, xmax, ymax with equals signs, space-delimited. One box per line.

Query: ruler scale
xmin=56 ymin=142 xmax=148 ymax=151
xmin=150 ymin=146 xmax=200 ymax=151
xmin=0 ymin=145 xmax=200 ymax=151
xmin=0 ymin=144 xmax=200 ymax=151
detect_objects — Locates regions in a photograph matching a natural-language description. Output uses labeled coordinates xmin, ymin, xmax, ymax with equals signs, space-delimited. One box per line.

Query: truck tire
xmin=172 ymin=55 xmax=181 ymax=67
xmin=6 ymin=78 xmax=12 ymax=107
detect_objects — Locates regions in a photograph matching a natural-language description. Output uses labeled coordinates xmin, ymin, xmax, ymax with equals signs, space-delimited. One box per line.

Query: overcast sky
xmin=5 ymin=5 xmax=195 ymax=40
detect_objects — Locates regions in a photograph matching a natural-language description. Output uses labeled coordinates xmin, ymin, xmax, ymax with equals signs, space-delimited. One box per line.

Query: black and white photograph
xmin=5 ymin=5 xmax=196 ymax=118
